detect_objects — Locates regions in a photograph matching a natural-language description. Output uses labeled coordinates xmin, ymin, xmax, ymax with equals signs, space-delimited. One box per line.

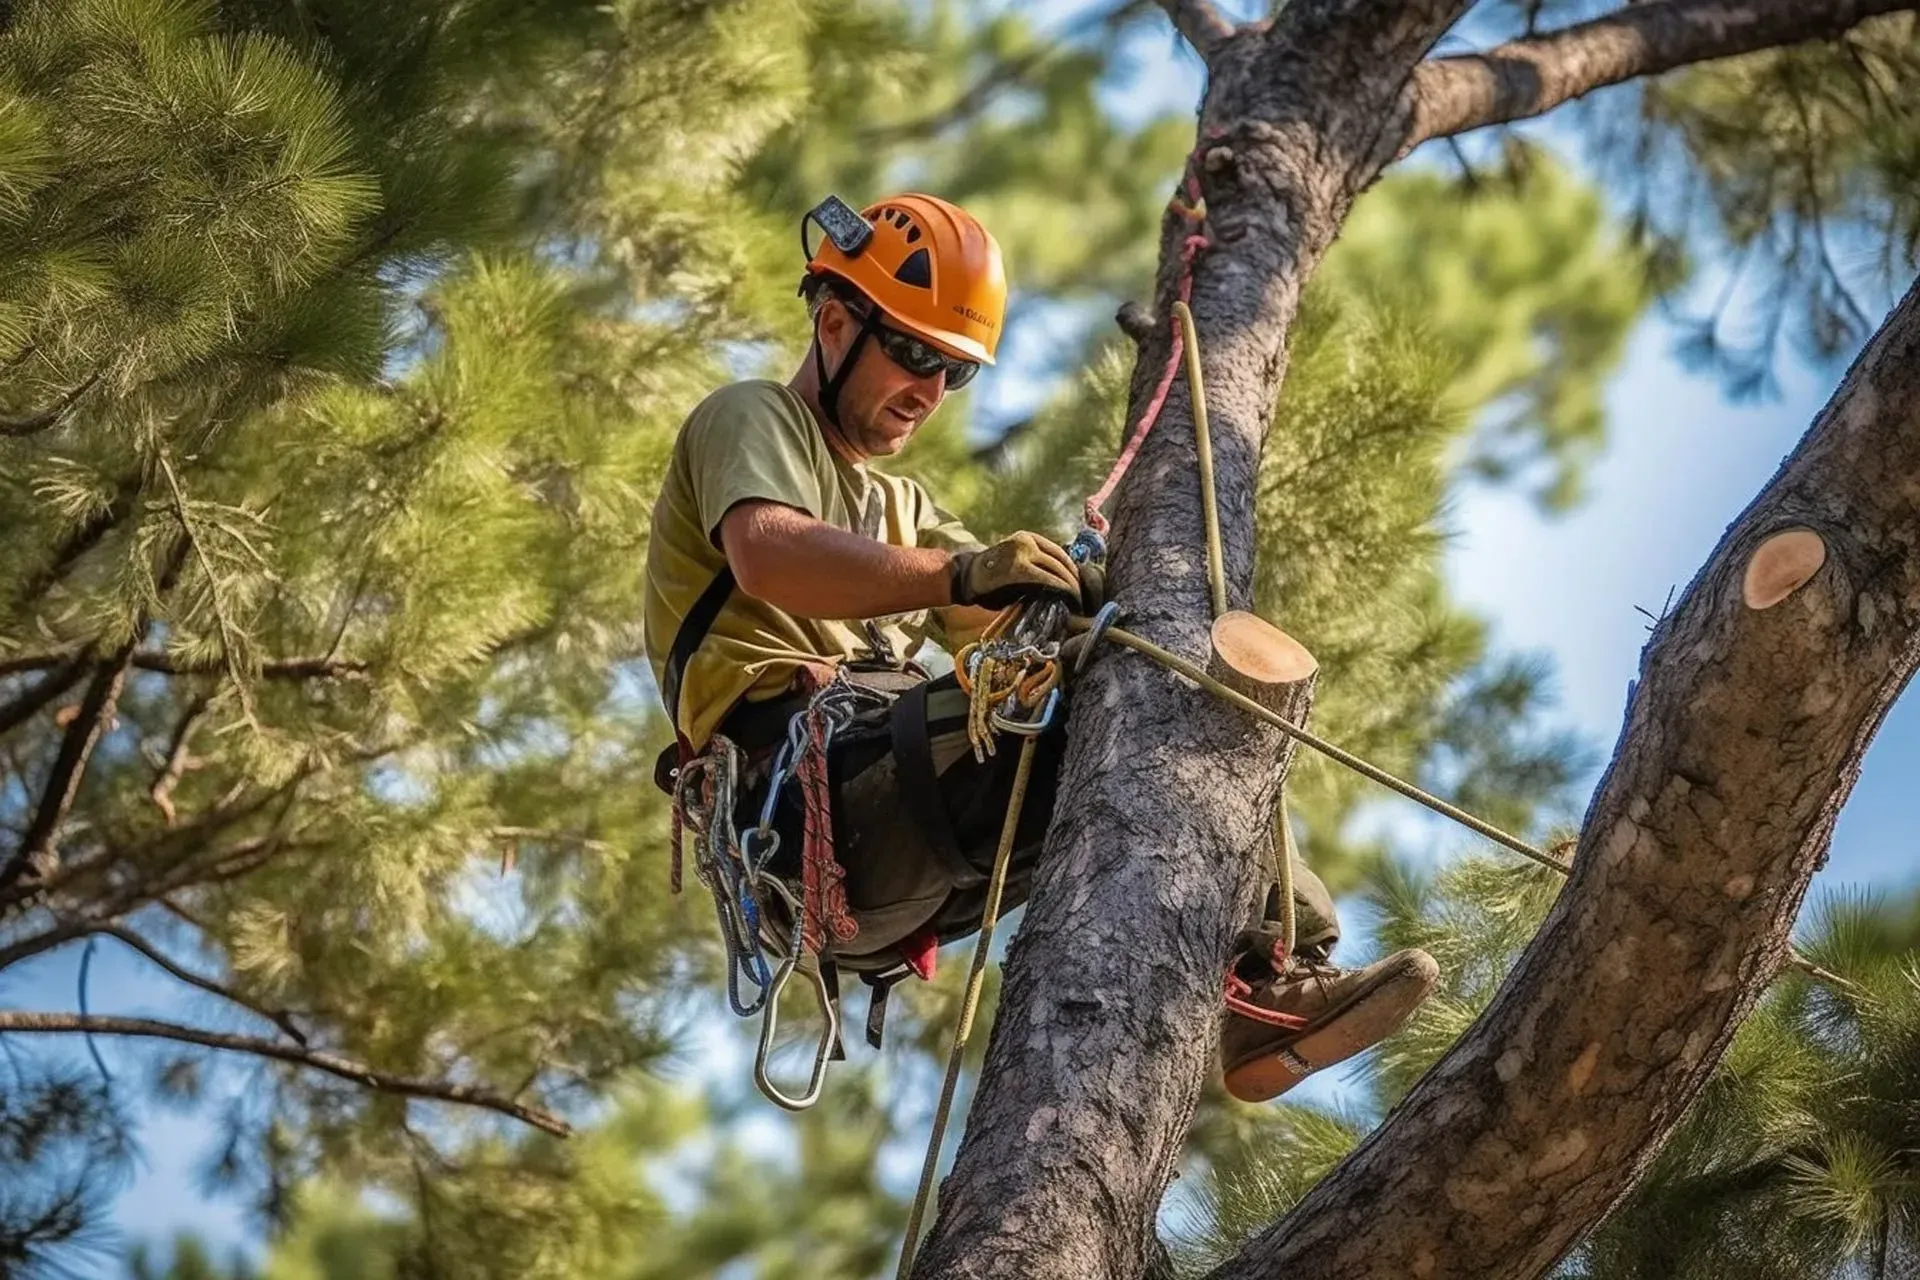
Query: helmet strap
xmin=814 ymin=304 xmax=878 ymax=432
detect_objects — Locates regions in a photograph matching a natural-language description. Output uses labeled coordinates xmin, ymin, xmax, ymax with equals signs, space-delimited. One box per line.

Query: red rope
xmin=798 ymin=703 xmax=859 ymax=953
xmin=1083 ymin=154 xmax=1214 ymax=535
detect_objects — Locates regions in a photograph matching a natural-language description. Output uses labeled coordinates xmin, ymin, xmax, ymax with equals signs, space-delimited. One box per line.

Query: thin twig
xmin=150 ymin=695 xmax=209 ymax=827
xmin=0 ymin=642 xmax=136 ymax=896
xmin=0 ymin=1011 xmax=572 ymax=1137
xmin=132 ymin=651 xmax=370 ymax=679
xmin=78 ymin=936 xmax=110 ymax=1083
xmin=865 ymin=0 xmax=1154 ymax=143
xmin=91 ymin=923 xmax=309 ymax=1047
xmin=0 ymin=368 xmax=102 ymax=437
xmin=0 ymin=650 xmax=93 ymax=736
xmin=154 ymin=446 xmax=259 ymax=729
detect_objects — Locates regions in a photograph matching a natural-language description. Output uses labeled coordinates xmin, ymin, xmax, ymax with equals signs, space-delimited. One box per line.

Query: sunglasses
xmin=849 ymin=304 xmax=980 ymax=390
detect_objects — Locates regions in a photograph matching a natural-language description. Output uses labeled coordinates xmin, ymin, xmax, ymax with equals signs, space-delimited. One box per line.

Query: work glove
xmin=1076 ymin=560 xmax=1106 ymax=613
xmin=949 ymin=531 xmax=1082 ymax=610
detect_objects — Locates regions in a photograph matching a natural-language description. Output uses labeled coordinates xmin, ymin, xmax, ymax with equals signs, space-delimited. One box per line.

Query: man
xmin=644 ymin=192 xmax=1436 ymax=1101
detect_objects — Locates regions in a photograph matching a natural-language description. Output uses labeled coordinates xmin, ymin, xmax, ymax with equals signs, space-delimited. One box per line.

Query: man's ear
xmin=815 ymin=297 xmax=851 ymax=360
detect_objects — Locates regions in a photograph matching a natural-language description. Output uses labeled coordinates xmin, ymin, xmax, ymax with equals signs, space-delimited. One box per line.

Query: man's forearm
xmin=721 ymin=500 xmax=953 ymax=620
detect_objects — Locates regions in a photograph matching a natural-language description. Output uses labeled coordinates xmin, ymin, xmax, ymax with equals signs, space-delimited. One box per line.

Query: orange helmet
xmin=802 ymin=193 xmax=1006 ymax=365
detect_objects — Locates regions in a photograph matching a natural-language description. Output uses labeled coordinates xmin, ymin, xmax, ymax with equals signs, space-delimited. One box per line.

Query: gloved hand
xmin=949 ymin=531 xmax=1082 ymax=609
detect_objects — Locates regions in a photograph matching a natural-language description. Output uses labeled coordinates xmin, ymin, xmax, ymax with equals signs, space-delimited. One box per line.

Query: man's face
xmin=816 ymin=298 xmax=953 ymax=459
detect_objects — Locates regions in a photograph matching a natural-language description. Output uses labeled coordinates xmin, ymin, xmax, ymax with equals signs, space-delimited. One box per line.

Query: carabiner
xmin=750 ymin=879 xmax=840 ymax=1111
xmin=753 ymin=945 xmax=841 ymax=1112
xmin=991 ymin=685 xmax=1062 ymax=737
xmin=1076 ymin=601 xmax=1122 ymax=678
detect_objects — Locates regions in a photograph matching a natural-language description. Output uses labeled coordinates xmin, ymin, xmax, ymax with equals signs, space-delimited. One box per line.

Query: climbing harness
xmin=670 ymin=671 xmax=892 ymax=1111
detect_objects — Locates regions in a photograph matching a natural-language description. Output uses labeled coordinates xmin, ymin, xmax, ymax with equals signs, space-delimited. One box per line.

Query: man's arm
xmin=720 ymin=499 xmax=953 ymax=619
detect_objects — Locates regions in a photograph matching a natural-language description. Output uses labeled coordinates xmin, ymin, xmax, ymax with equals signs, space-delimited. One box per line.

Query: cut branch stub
xmin=1744 ymin=528 xmax=1828 ymax=610
xmin=1208 ymin=610 xmax=1319 ymax=715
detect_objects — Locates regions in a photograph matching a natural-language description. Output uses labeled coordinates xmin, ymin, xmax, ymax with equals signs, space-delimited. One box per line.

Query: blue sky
xmin=19 ymin=4 xmax=1917 ymax=1271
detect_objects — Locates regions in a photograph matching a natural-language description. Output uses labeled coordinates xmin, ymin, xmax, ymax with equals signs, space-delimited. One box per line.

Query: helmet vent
xmin=905 ymin=225 xmax=922 ymax=244
xmin=893 ymin=248 xmax=933 ymax=289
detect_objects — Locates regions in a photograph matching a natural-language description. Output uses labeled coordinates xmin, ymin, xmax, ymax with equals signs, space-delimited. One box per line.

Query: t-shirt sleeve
xmin=909 ymin=480 xmax=984 ymax=554
xmin=684 ymin=384 xmax=826 ymax=543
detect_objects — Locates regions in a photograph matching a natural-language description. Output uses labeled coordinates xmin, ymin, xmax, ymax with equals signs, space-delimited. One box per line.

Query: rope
xmin=798 ymin=701 xmax=859 ymax=952
xmin=1078 ymin=618 xmax=1571 ymax=874
xmin=1070 ymin=620 xmax=1846 ymax=988
xmin=1174 ymin=300 xmax=1228 ymax=620
xmin=1083 ymin=153 xmax=1212 ymax=536
xmin=897 ymin=734 xmax=1040 ymax=1280
xmin=1275 ymin=791 xmax=1298 ymax=959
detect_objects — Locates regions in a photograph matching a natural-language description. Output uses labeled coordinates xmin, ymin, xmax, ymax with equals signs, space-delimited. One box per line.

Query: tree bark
xmin=1407 ymin=0 xmax=1919 ymax=150
xmin=1215 ymin=270 xmax=1920 ymax=1280
xmin=910 ymin=5 xmax=1476 ymax=1276
xmin=911 ymin=4 xmax=1920 ymax=1280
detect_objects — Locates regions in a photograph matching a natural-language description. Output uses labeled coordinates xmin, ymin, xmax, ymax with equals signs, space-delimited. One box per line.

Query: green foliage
xmin=0 ymin=0 xmax=776 ymax=1269
xmin=0 ymin=1056 xmax=131 ymax=1277
xmin=0 ymin=2 xmax=1896 ymax=1277
xmin=1609 ymin=14 xmax=1920 ymax=396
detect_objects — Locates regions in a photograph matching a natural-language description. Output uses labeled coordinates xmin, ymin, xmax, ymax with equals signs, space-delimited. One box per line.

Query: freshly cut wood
xmin=1207 ymin=611 xmax=1318 ymax=715
xmin=1744 ymin=528 xmax=1828 ymax=609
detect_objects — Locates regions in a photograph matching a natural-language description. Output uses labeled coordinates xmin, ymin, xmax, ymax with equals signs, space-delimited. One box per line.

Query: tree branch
xmin=0 ymin=650 xmax=93 ymax=736
xmin=90 ymin=924 xmax=309 ymax=1047
xmin=155 ymin=446 xmax=262 ymax=730
xmin=0 ymin=651 xmax=73 ymax=677
xmin=0 ymin=369 xmax=101 ymax=437
xmin=1213 ymin=274 xmax=1920 ymax=1277
xmin=0 ymin=643 xmax=135 ymax=896
xmin=866 ymin=0 xmax=1154 ymax=143
xmin=1407 ymin=0 xmax=1918 ymax=151
xmin=149 ymin=695 xmax=208 ymax=826
xmin=9 ymin=475 xmax=141 ymax=609
xmin=1157 ymin=0 xmax=1234 ymax=57
xmin=0 ymin=1011 xmax=571 ymax=1137
xmin=130 ymin=651 xmax=371 ymax=679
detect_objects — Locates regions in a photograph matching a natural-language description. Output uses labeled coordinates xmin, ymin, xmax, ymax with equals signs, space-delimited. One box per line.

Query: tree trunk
xmin=911 ymin=3 xmax=1920 ymax=1279
xmin=910 ymin=5 xmax=1477 ymax=1276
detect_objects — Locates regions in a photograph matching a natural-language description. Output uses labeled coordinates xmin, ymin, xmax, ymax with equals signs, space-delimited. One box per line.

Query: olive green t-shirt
xmin=643 ymin=380 xmax=980 ymax=748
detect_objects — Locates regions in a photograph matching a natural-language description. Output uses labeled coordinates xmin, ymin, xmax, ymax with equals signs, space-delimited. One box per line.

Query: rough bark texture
xmin=1409 ymin=0 xmax=1920 ymax=150
xmin=1214 ymin=273 xmax=1920 ymax=1280
xmin=910 ymin=4 xmax=1920 ymax=1279
xmin=909 ymin=5 xmax=1474 ymax=1277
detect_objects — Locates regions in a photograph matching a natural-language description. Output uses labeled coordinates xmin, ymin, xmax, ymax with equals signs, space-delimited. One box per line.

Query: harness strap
xmin=662 ymin=564 xmax=738 ymax=738
xmin=889 ymin=680 xmax=984 ymax=889
xmin=823 ymin=957 xmax=847 ymax=1062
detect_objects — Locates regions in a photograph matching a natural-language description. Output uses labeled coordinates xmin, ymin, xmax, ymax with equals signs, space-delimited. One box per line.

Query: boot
xmin=1220 ymin=946 xmax=1439 ymax=1103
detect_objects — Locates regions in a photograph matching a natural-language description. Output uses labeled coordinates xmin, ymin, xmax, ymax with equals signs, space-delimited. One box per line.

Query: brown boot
xmin=1220 ymin=947 xmax=1439 ymax=1103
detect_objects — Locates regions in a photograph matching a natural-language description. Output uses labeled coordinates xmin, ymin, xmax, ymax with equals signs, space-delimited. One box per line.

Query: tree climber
xmin=644 ymin=192 xmax=1437 ymax=1101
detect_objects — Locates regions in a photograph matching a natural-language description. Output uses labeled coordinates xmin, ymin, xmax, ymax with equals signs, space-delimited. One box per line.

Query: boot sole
xmin=1222 ymin=953 xmax=1439 ymax=1103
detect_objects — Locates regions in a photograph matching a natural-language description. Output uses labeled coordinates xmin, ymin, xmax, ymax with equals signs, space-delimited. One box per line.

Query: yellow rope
xmin=1173 ymin=301 xmax=1227 ymax=620
xmin=1078 ymin=619 xmax=1570 ymax=874
xmin=1275 ymin=791 xmax=1297 ymax=957
xmin=1070 ymin=617 xmax=1845 ymax=988
xmin=896 ymin=734 xmax=1039 ymax=1280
